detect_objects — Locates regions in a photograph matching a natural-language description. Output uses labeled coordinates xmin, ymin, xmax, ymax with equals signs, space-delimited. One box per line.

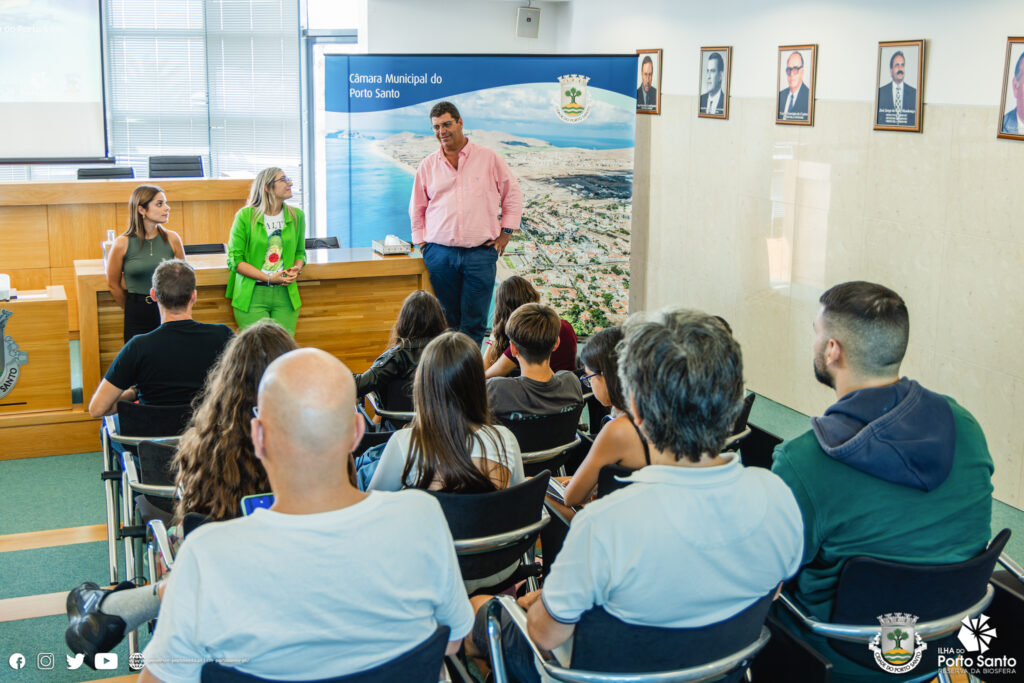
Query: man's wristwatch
xmin=502 ymin=228 xmax=514 ymax=235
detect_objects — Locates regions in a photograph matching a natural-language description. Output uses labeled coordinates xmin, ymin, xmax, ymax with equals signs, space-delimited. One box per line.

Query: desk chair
xmin=200 ymin=626 xmax=451 ymax=683
xmin=101 ymin=402 xmax=191 ymax=586
xmin=363 ymin=378 xmax=415 ymax=430
xmin=774 ymin=529 xmax=1011 ymax=680
xmin=148 ymin=155 xmax=203 ymax=178
xmin=184 ymin=243 xmax=227 ymax=255
xmin=77 ymin=166 xmax=135 ymax=179
xmin=428 ymin=473 xmax=551 ymax=597
xmin=486 ymin=592 xmax=774 ymax=683
xmin=305 ymin=236 xmax=340 ymax=249
xmin=497 ymin=403 xmax=584 ymax=477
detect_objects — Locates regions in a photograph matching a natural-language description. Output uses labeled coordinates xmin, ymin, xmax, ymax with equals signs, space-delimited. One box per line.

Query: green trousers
xmin=232 ymin=283 xmax=299 ymax=336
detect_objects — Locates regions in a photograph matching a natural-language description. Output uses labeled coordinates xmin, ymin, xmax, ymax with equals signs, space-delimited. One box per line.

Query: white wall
xmin=562 ymin=0 xmax=1024 ymax=509
xmin=367 ymin=0 xmax=569 ymax=53
xmin=565 ymin=0 xmax=1017 ymax=105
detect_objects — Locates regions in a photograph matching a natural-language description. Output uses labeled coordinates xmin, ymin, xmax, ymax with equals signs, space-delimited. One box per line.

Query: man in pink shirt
xmin=409 ymin=101 xmax=523 ymax=344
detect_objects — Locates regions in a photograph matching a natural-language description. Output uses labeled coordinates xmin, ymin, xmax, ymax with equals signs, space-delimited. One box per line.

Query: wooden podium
xmin=75 ymin=249 xmax=432 ymax=402
xmin=0 ymin=286 xmax=72 ymax=415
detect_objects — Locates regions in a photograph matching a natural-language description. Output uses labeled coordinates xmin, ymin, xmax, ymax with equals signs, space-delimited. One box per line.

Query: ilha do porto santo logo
xmin=868 ymin=612 xmax=927 ymax=674
xmin=556 ymin=74 xmax=592 ymax=123
xmin=0 ymin=309 xmax=29 ymax=400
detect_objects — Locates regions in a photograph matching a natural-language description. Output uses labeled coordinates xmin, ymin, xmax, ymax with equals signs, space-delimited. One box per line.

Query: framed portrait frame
xmin=998 ymin=37 xmax=1024 ymax=140
xmin=698 ymin=46 xmax=732 ymax=119
xmin=636 ymin=49 xmax=662 ymax=115
xmin=874 ymin=40 xmax=925 ymax=133
xmin=776 ymin=44 xmax=816 ymax=126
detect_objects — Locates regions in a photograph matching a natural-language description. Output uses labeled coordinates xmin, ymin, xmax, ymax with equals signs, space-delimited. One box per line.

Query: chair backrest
xmin=570 ymin=592 xmax=775 ymax=675
xmin=733 ymin=393 xmax=756 ymax=433
xmin=595 ymin=463 xmax=636 ymax=499
xmin=497 ymin=403 xmax=583 ymax=475
xmin=77 ymin=166 xmax=135 ymax=179
xmin=382 ymin=377 xmax=414 ymax=414
xmin=305 ymin=236 xmax=340 ymax=249
xmin=428 ymin=472 xmax=550 ymax=582
xmin=148 ymin=155 xmax=203 ymax=178
xmin=116 ymin=401 xmax=193 ymax=438
xmin=137 ymin=440 xmax=178 ymax=514
xmin=199 ymin=625 xmax=450 ymax=682
xmin=184 ymin=243 xmax=227 ymax=255
xmin=829 ymin=528 xmax=1011 ymax=667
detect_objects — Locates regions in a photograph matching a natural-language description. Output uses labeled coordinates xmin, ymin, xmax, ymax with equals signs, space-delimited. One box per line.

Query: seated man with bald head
xmin=138 ymin=348 xmax=474 ymax=682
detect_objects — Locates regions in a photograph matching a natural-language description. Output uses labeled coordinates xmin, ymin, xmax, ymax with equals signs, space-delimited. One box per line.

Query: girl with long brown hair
xmin=354 ymin=289 xmax=447 ymax=402
xmin=173 ymin=319 xmax=298 ymax=522
xmin=367 ymin=331 xmax=524 ymax=493
xmin=106 ymin=185 xmax=185 ymax=342
xmin=483 ymin=275 xmax=577 ymax=378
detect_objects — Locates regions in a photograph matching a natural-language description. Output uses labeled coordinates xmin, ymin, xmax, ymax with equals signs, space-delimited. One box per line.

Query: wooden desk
xmin=75 ymin=249 xmax=431 ymax=401
xmin=0 ymin=178 xmax=251 ymax=332
xmin=0 ymin=286 xmax=71 ymax=415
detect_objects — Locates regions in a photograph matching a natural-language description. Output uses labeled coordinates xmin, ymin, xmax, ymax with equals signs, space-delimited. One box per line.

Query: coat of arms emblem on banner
xmin=868 ymin=613 xmax=927 ymax=674
xmin=0 ymin=309 xmax=28 ymax=400
xmin=556 ymin=74 xmax=592 ymax=123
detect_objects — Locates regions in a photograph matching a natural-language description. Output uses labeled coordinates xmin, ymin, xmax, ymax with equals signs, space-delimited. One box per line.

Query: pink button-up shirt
xmin=409 ymin=140 xmax=523 ymax=247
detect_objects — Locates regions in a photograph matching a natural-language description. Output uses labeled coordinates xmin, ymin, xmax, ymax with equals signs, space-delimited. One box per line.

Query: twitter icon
xmin=66 ymin=653 xmax=85 ymax=670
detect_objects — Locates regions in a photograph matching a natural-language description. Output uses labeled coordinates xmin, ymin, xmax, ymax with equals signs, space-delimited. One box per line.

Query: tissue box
xmin=372 ymin=239 xmax=412 ymax=255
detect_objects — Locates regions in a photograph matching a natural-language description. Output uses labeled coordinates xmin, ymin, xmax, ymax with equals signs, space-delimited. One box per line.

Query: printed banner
xmin=321 ymin=54 xmax=636 ymax=334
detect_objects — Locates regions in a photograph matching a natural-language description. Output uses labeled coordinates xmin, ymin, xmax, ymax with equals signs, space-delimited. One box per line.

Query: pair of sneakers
xmin=65 ymin=581 xmax=134 ymax=669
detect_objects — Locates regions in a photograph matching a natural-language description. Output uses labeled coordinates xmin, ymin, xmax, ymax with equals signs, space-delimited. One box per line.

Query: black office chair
xmin=305 ymin=236 xmax=340 ymax=249
xmin=497 ymin=403 xmax=584 ymax=477
xmin=774 ymin=529 xmax=1011 ymax=679
xmin=184 ymin=243 xmax=227 ymax=255
xmin=595 ymin=462 xmax=636 ymax=499
xmin=199 ymin=625 xmax=450 ymax=683
xmin=486 ymin=591 xmax=774 ymax=683
xmin=77 ymin=166 xmax=135 ymax=179
xmin=148 ymin=155 xmax=204 ymax=178
xmin=428 ymin=472 xmax=551 ymax=596
xmin=363 ymin=378 xmax=415 ymax=430
xmin=723 ymin=393 xmax=756 ymax=452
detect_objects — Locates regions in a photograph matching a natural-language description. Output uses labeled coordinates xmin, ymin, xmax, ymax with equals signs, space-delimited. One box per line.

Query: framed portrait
xmin=776 ymin=44 xmax=816 ymax=126
xmin=998 ymin=37 xmax=1024 ymax=140
xmin=698 ymin=46 xmax=731 ymax=119
xmin=874 ymin=40 xmax=925 ymax=132
xmin=636 ymin=49 xmax=662 ymax=115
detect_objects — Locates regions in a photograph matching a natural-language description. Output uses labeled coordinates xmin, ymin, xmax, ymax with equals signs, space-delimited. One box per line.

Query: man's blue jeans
xmin=421 ymin=243 xmax=498 ymax=345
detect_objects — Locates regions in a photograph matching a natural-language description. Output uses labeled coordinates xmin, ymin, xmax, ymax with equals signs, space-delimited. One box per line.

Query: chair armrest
xmin=148 ymin=519 xmax=176 ymax=571
xmin=999 ymin=553 xmax=1024 ymax=583
xmin=777 ymin=586 xmax=994 ymax=643
xmin=543 ymin=498 xmax=575 ymax=527
xmin=367 ymin=391 xmax=415 ymax=421
xmin=122 ymin=456 xmax=177 ymax=498
xmin=722 ymin=427 xmax=752 ymax=451
xmin=521 ymin=437 xmax=582 ymax=464
xmin=454 ymin=509 xmax=550 ymax=555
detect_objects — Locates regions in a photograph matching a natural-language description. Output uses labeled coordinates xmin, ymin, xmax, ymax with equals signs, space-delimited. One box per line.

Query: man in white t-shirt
xmin=467 ymin=311 xmax=803 ymax=681
xmin=137 ymin=348 xmax=473 ymax=682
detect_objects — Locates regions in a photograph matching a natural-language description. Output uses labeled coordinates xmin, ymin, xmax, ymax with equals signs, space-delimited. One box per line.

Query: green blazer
xmin=225 ymin=206 xmax=307 ymax=312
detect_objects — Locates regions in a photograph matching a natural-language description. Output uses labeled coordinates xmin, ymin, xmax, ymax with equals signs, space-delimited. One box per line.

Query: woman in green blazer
xmin=226 ymin=168 xmax=306 ymax=335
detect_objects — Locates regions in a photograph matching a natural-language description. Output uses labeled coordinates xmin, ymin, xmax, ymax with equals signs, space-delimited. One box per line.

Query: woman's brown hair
xmin=388 ymin=290 xmax=448 ymax=348
xmin=490 ymin=275 xmax=539 ymax=357
xmin=402 ymin=331 xmax=508 ymax=493
xmin=124 ymin=184 xmax=170 ymax=244
xmin=173 ymin=320 xmax=298 ymax=522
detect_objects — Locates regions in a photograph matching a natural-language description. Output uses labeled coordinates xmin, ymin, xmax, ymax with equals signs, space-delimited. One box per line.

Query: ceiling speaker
xmin=516 ymin=7 xmax=541 ymax=39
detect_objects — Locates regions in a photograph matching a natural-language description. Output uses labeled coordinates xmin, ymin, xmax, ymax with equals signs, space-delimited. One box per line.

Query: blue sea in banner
xmin=326 ymin=137 xmax=415 ymax=248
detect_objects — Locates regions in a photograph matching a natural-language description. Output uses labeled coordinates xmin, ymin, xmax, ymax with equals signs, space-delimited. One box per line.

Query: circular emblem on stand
xmin=0 ymin=310 xmax=29 ymax=400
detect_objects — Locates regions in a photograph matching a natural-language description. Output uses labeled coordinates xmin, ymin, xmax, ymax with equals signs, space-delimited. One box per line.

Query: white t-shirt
xmin=263 ymin=211 xmax=284 ymax=237
xmin=367 ymin=425 xmax=524 ymax=492
xmin=142 ymin=490 xmax=474 ymax=682
xmin=541 ymin=457 xmax=803 ymax=628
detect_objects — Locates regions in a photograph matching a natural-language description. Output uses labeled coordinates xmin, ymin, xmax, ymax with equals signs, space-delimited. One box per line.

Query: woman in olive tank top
xmin=105 ymin=185 xmax=185 ymax=343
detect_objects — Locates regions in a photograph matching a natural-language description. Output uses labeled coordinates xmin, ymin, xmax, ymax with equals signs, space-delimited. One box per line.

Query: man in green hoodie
xmin=772 ymin=281 xmax=994 ymax=681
